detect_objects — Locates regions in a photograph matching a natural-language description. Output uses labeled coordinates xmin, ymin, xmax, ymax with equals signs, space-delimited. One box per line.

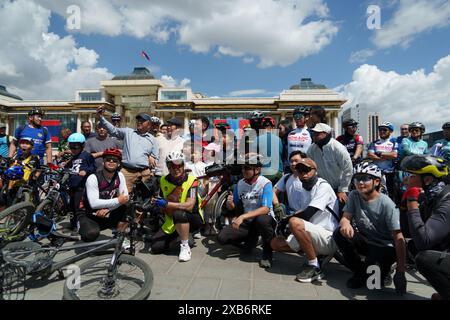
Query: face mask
xmin=301 ymin=174 xmax=318 ymax=191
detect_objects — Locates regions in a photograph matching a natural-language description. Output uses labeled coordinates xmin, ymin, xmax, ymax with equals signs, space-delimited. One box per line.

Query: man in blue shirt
xmin=9 ymin=107 xmax=52 ymax=164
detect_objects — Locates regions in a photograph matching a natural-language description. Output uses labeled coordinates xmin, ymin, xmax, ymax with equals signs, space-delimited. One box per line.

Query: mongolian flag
xmin=141 ymin=50 xmax=150 ymax=61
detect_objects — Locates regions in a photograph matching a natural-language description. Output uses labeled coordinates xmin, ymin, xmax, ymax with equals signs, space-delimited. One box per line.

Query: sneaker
xmin=295 ymin=264 xmax=323 ymax=283
xmin=259 ymin=251 xmax=273 ymax=269
xmin=179 ymin=244 xmax=191 ymax=262
xmin=346 ymin=273 xmax=368 ymax=289
xmin=317 ymin=254 xmax=333 ymax=269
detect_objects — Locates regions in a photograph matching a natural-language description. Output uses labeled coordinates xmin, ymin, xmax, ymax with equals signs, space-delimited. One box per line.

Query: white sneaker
xmin=179 ymin=244 xmax=191 ymax=262
xmin=193 ymin=232 xmax=202 ymax=239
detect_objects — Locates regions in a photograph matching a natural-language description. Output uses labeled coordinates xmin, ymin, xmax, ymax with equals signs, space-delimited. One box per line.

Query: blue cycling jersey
xmin=400 ymin=137 xmax=429 ymax=160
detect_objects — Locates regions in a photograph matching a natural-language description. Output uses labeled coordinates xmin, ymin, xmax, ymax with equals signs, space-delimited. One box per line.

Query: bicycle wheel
xmin=63 ymin=254 xmax=153 ymax=300
xmin=0 ymin=202 xmax=34 ymax=240
xmin=35 ymin=198 xmax=66 ymax=223
xmin=213 ymin=191 xmax=232 ymax=231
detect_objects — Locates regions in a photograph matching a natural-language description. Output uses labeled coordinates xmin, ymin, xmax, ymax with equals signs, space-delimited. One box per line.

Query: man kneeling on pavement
xmin=271 ymin=158 xmax=339 ymax=282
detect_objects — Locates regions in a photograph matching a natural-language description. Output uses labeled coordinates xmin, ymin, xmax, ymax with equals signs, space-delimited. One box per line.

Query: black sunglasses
xmin=296 ymin=164 xmax=313 ymax=174
xmin=353 ymin=174 xmax=373 ymax=184
xmin=69 ymin=145 xmax=82 ymax=150
xmin=104 ymin=157 xmax=119 ymax=163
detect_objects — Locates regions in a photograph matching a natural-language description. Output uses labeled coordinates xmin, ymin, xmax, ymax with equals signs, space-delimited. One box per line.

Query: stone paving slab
xmin=12 ymin=233 xmax=436 ymax=300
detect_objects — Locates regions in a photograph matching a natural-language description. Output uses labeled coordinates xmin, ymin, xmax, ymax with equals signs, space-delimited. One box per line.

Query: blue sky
xmin=44 ymin=0 xmax=450 ymax=96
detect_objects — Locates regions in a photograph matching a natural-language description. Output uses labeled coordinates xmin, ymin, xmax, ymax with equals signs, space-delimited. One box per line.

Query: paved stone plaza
xmin=19 ymin=232 xmax=435 ymax=301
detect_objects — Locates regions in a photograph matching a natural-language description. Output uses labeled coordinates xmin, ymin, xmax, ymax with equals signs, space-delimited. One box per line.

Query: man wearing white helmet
xmin=151 ymin=151 xmax=204 ymax=262
xmin=333 ymin=161 xmax=407 ymax=294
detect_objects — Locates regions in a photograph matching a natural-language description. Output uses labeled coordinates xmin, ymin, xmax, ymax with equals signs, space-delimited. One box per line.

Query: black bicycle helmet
xmin=409 ymin=122 xmax=425 ymax=133
xmin=442 ymin=122 xmax=450 ymax=130
xmin=343 ymin=118 xmax=358 ymax=128
xmin=400 ymin=155 xmax=448 ymax=178
xmin=28 ymin=107 xmax=45 ymax=117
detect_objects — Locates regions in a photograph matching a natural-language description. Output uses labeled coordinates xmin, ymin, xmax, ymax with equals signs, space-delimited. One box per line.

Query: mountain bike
xmin=0 ymin=202 xmax=35 ymax=245
xmin=35 ymin=166 xmax=71 ymax=223
xmin=200 ymin=163 xmax=242 ymax=231
xmin=0 ymin=199 xmax=153 ymax=300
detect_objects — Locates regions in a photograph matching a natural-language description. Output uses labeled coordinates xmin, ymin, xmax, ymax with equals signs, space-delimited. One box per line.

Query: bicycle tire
xmin=35 ymin=198 xmax=66 ymax=222
xmin=213 ymin=191 xmax=230 ymax=231
xmin=63 ymin=254 xmax=153 ymax=300
xmin=0 ymin=202 xmax=34 ymax=239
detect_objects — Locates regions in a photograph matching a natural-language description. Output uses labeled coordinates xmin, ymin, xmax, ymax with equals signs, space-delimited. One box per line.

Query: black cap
xmin=167 ymin=118 xmax=182 ymax=127
xmin=136 ymin=113 xmax=151 ymax=121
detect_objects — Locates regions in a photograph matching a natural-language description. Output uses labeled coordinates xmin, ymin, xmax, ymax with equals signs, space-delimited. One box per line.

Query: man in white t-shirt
xmin=273 ymin=150 xmax=305 ymax=218
xmin=217 ymin=154 xmax=275 ymax=268
xmin=271 ymin=158 xmax=339 ymax=283
xmin=155 ymin=118 xmax=184 ymax=177
xmin=287 ymin=108 xmax=312 ymax=157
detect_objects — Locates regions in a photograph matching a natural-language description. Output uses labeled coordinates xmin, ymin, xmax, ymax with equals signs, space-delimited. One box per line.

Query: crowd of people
xmin=0 ymin=105 xmax=449 ymax=300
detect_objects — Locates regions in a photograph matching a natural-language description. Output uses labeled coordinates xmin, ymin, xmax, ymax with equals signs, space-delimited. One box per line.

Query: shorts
xmin=286 ymin=220 xmax=337 ymax=256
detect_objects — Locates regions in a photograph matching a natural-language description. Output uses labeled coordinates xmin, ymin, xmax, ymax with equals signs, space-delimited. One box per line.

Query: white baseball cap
xmin=311 ymin=123 xmax=332 ymax=134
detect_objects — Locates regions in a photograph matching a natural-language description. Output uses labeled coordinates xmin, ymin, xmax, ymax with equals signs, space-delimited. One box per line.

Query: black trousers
xmin=217 ymin=215 xmax=275 ymax=254
xmin=333 ymin=227 xmax=397 ymax=278
xmin=150 ymin=212 xmax=203 ymax=254
xmin=77 ymin=207 xmax=127 ymax=242
xmin=70 ymin=189 xmax=85 ymax=227
xmin=415 ymin=250 xmax=450 ymax=300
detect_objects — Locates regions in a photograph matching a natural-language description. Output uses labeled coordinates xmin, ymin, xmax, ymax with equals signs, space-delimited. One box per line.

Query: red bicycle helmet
xmin=102 ymin=148 xmax=122 ymax=161
xmin=261 ymin=116 xmax=275 ymax=128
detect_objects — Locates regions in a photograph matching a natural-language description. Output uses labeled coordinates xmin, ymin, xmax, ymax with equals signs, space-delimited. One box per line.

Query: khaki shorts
xmin=121 ymin=167 xmax=152 ymax=192
xmin=286 ymin=220 xmax=337 ymax=256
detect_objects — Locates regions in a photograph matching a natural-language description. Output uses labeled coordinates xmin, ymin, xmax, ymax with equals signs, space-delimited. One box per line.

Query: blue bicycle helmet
xmin=4 ymin=165 xmax=24 ymax=180
xmin=67 ymin=133 xmax=86 ymax=144
xmin=378 ymin=121 xmax=394 ymax=132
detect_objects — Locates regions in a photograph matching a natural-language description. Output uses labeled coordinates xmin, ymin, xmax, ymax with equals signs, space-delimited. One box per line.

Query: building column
xmin=184 ymin=111 xmax=189 ymax=134
xmin=332 ymin=111 xmax=339 ymax=135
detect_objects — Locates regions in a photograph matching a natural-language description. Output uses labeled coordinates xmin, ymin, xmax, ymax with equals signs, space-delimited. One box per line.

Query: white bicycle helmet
xmin=165 ymin=151 xmax=185 ymax=165
xmin=353 ymin=161 xmax=382 ymax=179
xmin=150 ymin=116 xmax=161 ymax=124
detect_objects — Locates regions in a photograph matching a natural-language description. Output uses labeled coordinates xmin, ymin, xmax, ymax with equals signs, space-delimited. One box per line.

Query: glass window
xmin=160 ymin=90 xmax=187 ymax=101
xmin=79 ymin=92 xmax=101 ymax=101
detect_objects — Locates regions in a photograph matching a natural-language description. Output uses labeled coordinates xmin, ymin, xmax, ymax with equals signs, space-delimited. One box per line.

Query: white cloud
xmin=339 ymin=54 xmax=450 ymax=133
xmin=161 ymin=75 xmax=191 ymax=88
xmin=228 ymin=89 xmax=267 ymax=97
xmin=0 ymin=0 xmax=113 ymax=100
xmin=349 ymin=49 xmax=375 ymax=64
xmin=243 ymin=57 xmax=255 ymax=64
xmin=38 ymin=0 xmax=338 ymax=68
xmin=373 ymin=0 xmax=450 ymax=49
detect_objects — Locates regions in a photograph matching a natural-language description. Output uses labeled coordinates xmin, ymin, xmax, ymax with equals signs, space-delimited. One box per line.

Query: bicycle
xmin=35 ymin=166 xmax=71 ymax=223
xmin=200 ymin=163 xmax=242 ymax=231
xmin=0 ymin=198 xmax=154 ymax=300
xmin=0 ymin=201 xmax=35 ymax=245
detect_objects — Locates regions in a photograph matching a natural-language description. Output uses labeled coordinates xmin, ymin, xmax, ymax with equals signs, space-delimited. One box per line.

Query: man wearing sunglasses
xmin=333 ymin=161 xmax=407 ymax=294
xmin=66 ymin=133 xmax=96 ymax=231
xmin=151 ymin=151 xmax=204 ymax=262
xmin=217 ymin=153 xmax=275 ymax=269
xmin=9 ymin=107 xmax=53 ymax=165
xmin=287 ymin=108 xmax=312 ymax=159
xmin=368 ymin=122 xmax=398 ymax=199
xmin=77 ymin=148 xmax=130 ymax=244
xmin=399 ymin=122 xmax=429 ymax=161
xmin=307 ymin=123 xmax=353 ymax=206
xmin=271 ymin=158 xmax=339 ymax=283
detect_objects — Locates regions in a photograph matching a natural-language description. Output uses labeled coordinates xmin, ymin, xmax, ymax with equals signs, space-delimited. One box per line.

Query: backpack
xmin=14 ymin=125 xmax=49 ymax=147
